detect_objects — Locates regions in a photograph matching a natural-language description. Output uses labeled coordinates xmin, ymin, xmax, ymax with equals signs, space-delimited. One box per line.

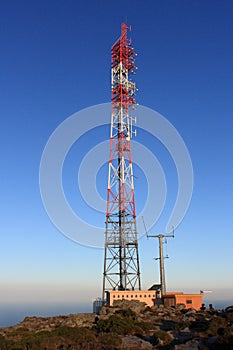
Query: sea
xmin=0 ymin=302 xmax=92 ymax=328
xmin=0 ymin=300 xmax=232 ymax=328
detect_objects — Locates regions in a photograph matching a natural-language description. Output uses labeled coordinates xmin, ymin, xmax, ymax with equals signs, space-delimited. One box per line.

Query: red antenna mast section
xmin=103 ymin=23 xmax=141 ymax=297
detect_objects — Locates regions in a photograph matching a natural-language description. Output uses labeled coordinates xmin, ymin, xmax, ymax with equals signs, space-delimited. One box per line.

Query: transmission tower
xmin=102 ymin=23 xmax=141 ymax=299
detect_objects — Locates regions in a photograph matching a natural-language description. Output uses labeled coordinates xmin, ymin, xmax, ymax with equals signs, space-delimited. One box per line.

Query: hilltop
xmin=0 ymin=300 xmax=233 ymax=349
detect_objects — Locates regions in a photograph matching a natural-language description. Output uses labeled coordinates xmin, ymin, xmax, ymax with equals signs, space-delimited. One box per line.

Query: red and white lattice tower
xmin=102 ymin=23 xmax=141 ymax=298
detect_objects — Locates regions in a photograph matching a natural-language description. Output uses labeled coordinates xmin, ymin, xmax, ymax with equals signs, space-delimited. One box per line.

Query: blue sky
xmin=1 ymin=0 xmax=233 ymax=321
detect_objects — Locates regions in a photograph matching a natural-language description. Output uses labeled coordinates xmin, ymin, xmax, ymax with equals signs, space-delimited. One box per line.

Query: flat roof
xmin=164 ymin=293 xmax=202 ymax=297
xmin=106 ymin=290 xmax=155 ymax=294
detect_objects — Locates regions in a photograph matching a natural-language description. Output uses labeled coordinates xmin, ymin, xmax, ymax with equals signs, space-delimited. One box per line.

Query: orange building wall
xmin=164 ymin=293 xmax=202 ymax=310
xmin=106 ymin=290 xmax=156 ymax=307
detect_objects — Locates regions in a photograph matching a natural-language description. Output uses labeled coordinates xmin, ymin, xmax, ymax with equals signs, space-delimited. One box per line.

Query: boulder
xmin=174 ymin=339 xmax=199 ymax=349
xmin=122 ymin=335 xmax=153 ymax=349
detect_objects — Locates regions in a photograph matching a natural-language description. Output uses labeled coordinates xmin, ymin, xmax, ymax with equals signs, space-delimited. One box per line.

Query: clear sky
xmin=1 ymin=0 xmax=233 ymax=321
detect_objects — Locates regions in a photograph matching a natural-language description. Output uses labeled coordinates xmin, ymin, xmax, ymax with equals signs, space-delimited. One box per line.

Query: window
xmin=148 ymin=295 xmax=151 ymax=297
xmin=126 ymin=295 xmax=129 ymax=298
xmin=186 ymin=300 xmax=192 ymax=304
xmin=131 ymin=295 xmax=133 ymax=298
xmin=118 ymin=295 xmax=120 ymax=298
xmin=113 ymin=295 xmax=115 ymax=298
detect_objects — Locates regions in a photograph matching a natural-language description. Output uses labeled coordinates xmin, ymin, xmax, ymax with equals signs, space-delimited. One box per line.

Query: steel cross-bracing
xmin=102 ymin=23 xmax=141 ymax=299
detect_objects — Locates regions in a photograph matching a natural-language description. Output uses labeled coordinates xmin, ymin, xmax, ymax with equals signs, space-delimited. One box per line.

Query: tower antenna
xmin=142 ymin=216 xmax=149 ymax=239
xmin=102 ymin=23 xmax=140 ymax=300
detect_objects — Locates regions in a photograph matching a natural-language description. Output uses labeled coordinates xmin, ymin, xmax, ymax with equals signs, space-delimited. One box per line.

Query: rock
xmin=173 ymin=330 xmax=193 ymax=343
xmin=174 ymin=339 xmax=199 ymax=349
xmin=1 ymin=303 xmax=233 ymax=350
xmin=3 ymin=313 xmax=96 ymax=333
xmin=207 ymin=335 xmax=218 ymax=344
xmin=122 ymin=335 xmax=153 ymax=349
xmin=167 ymin=330 xmax=175 ymax=340
xmin=226 ymin=305 xmax=233 ymax=313
xmin=181 ymin=327 xmax=191 ymax=332
xmin=176 ymin=304 xmax=186 ymax=311
xmin=151 ymin=304 xmax=159 ymax=311
xmin=185 ymin=316 xmax=196 ymax=322
xmin=186 ymin=308 xmax=196 ymax=315
xmin=99 ymin=305 xmax=116 ymax=315
xmin=113 ymin=299 xmax=147 ymax=314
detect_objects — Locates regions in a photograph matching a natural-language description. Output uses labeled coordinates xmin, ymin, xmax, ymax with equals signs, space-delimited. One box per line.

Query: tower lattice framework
xmin=103 ymin=23 xmax=141 ymax=298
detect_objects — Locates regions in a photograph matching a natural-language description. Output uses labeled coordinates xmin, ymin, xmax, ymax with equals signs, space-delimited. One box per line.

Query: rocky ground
xmin=0 ymin=300 xmax=233 ymax=349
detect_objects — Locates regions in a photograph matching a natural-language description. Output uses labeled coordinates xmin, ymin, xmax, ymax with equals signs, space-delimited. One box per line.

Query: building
xmin=93 ymin=298 xmax=105 ymax=314
xmin=106 ymin=290 xmax=157 ymax=307
xmin=163 ymin=292 xmax=203 ymax=310
xmin=105 ymin=289 xmax=203 ymax=310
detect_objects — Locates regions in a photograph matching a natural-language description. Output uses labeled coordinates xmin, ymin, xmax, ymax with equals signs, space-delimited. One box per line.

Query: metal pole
xmin=145 ymin=230 xmax=174 ymax=297
xmin=158 ymin=235 xmax=166 ymax=296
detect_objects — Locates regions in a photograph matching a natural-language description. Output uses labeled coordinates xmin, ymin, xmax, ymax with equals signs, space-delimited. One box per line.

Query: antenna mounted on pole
xmin=142 ymin=218 xmax=174 ymax=296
